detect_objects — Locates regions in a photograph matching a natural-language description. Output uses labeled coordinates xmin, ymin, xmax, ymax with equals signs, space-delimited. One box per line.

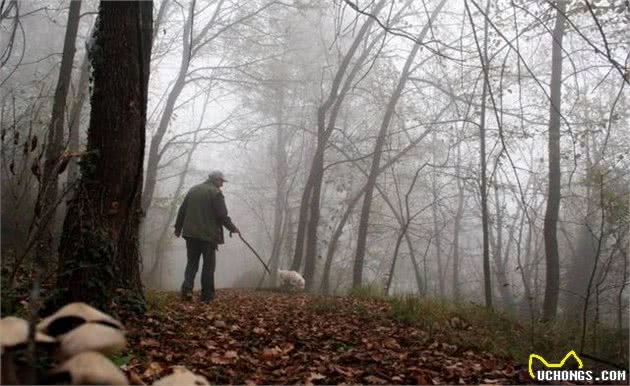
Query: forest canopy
xmin=1 ymin=0 xmax=628 ymax=383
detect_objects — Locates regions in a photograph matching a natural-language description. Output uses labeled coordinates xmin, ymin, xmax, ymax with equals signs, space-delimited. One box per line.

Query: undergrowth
xmin=145 ymin=290 xmax=180 ymax=312
xmin=349 ymin=286 xmax=628 ymax=371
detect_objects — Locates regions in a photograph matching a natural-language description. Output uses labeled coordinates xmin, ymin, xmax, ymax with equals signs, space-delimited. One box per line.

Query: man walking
xmin=174 ymin=170 xmax=239 ymax=303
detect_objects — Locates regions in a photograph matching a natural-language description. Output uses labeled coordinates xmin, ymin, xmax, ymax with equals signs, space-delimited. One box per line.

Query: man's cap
xmin=209 ymin=170 xmax=227 ymax=182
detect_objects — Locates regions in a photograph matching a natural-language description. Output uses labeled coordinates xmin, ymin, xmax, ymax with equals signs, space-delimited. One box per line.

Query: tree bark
xmin=56 ymin=1 xmax=152 ymax=312
xmin=542 ymin=0 xmax=566 ymax=321
xmin=34 ymin=0 xmax=81 ymax=263
xmin=67 ymin=53 xmax=90 ymax=186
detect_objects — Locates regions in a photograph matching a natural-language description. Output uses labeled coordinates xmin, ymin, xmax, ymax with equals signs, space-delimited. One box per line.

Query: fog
xmin=1 ymin=0 xmax=629 ymax=326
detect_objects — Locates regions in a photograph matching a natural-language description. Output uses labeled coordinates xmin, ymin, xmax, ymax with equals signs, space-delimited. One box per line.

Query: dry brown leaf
xmin=331 ymin=365 xmax=354 ymax=377
xmin=125 ymin=289 xmax=526 ymax=385
xmin=141 ymin=338 xmax=160 ymax=347
xmin=370 ymin=352 xmax=383 ymax=361
xmin=305 ymin=372 xmax=326 ymax=383
xmin=364 ymin=375 xmax=387 ymax=384
xmin=383 ymin=337 xmax=400 ymax=350
xmin=204 ymin=341 xmax=217 ymax=350
xmin=280 ymin=343 xmax=295 ymax=354
xmin=416 ymin=373 xmax=432 ymax=385
xmin=210 ymin=353 xmax=232 ymax=365
xmin=261 ymin=346 xmax=282 ymax=360
xmin=142 ymin=362 xmax=163 ymax=378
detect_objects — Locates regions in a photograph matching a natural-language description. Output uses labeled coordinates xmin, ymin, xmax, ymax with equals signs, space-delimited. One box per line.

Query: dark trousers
xmin=181 ymin=238 xmax=216 ymax=300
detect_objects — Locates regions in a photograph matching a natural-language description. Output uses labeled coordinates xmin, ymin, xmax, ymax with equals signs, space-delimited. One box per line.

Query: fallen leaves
xmin=140 ymin=338 xmax=160 ymax=348
xmin=364 ymin=374 xmax=388 ymax=384
xmin=383 ymin=337 xmax=400 ymax=350
xmin=209 ymin=350 xmax=238 ymax=365
xmin=123 ymin=289 xmax=528 ymax=385
xmin=142 ymin=362 xmax=163 ymax=378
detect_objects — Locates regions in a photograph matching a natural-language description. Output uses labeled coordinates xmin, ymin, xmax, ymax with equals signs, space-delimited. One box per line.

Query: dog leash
xmin=236 ymin=233 xmax=271 ymax=274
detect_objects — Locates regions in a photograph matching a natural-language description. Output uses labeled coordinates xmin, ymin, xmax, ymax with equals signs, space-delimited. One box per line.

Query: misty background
xmin=1 ymin=0 xmax=629 ymax=328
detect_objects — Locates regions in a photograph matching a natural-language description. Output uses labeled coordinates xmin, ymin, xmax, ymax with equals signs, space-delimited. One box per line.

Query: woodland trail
xmin=124 ymin=289 xmax=531 ymax=385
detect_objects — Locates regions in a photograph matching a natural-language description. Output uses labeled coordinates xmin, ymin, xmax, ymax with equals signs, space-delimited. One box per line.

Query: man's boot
xmin=181 ymin=285 xmax=192 ymax=301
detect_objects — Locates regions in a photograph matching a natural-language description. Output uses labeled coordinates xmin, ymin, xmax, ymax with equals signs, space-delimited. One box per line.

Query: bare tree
xmin=33 ymin=0 xmax=81 ymax=263
xmin=385 ymin=166 xmax=424 ymax=295
xmin=145 ymin=92 xmax=212 ymax=286
xmin=353 ymin=0 xmax=447 ymax=288
xmin=464 ymin=0 xmax=492 ymax=309
xmin=142 ymin=0 xmax=279 ymax=213
xmin=542 ymin=0 xmax=567 ymax=321
xmin=290 ymin=0 xmax=387 ymax=290
xmin=430 ymin=132 xmax=445 ymax=297
xmin=451 ymin=138 xmax=466 ymax=302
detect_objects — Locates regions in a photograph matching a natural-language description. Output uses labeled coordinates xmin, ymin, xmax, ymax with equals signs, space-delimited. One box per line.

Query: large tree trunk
xmin=34 ymin=0 xmax=81 ymax=263
xmin=352 ymin=0 xmax=446 ymax=288
xmin=542 ymin=0 xmax=566 ymax=321
xmin=56 ymin=1 xmax=152 ymax=311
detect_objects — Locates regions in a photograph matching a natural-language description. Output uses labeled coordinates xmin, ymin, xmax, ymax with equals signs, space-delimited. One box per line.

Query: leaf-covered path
xmin=124 ymin=289 xmax=530 ymax=384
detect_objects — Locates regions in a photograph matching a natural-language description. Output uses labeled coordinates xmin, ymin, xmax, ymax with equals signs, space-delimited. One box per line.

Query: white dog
xmin=277 ymin=269 xmax=305 ymax=291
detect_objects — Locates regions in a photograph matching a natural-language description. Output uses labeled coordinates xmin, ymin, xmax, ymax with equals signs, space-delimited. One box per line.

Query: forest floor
xmin=122 ymin=289 xmax=534 ymax=385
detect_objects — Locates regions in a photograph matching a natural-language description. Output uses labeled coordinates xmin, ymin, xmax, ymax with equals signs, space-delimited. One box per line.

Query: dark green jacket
xmin=174 ymin=180 xmax=237 ymax=245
